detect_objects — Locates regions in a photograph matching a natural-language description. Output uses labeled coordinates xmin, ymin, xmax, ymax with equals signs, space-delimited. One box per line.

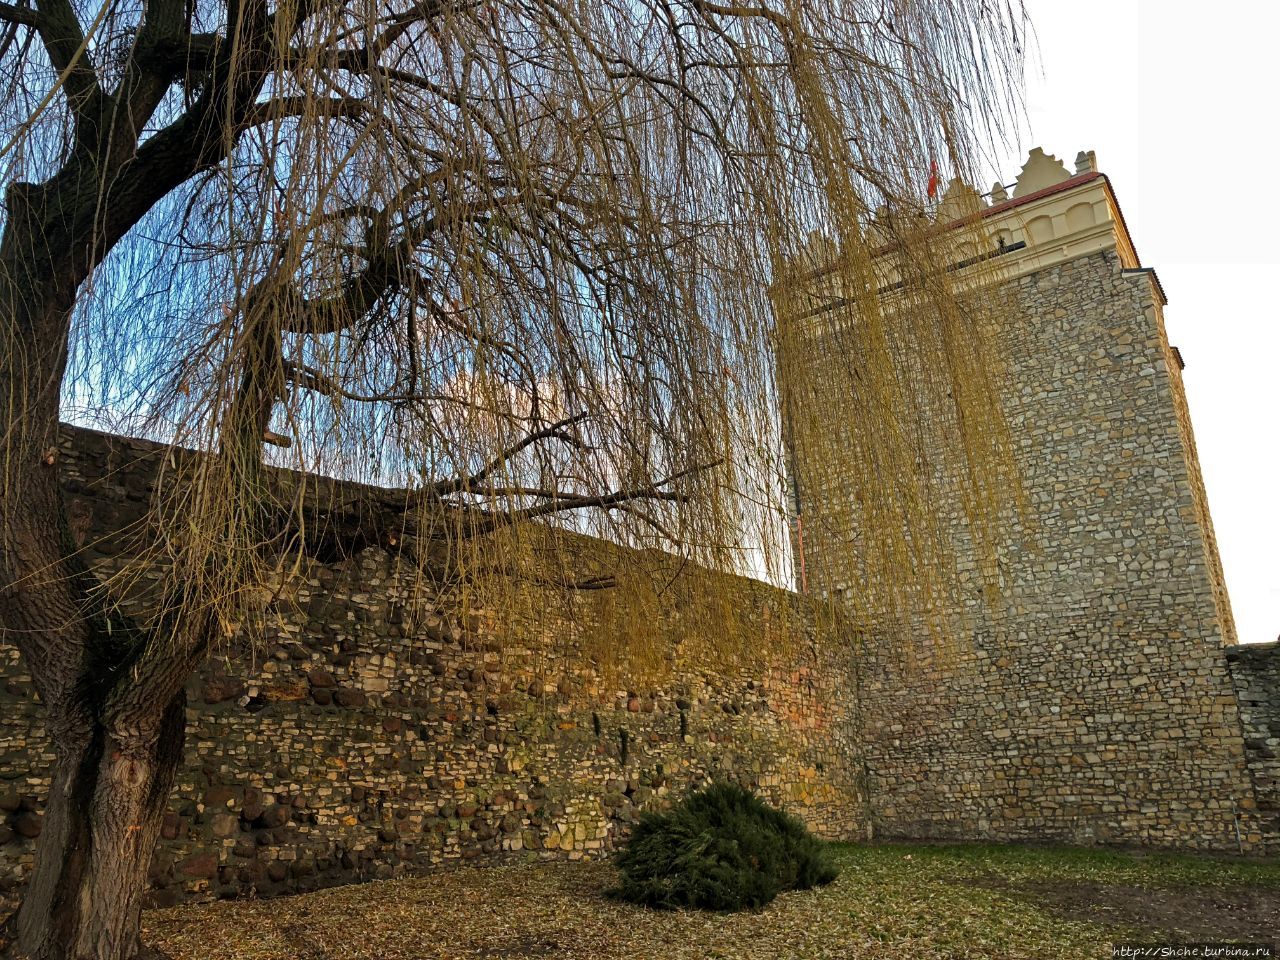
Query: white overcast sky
xmin=991 ymin=1 xmax=1279 ymax=643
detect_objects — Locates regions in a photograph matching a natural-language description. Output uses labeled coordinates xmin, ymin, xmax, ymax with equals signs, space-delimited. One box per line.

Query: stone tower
xmin=775 ymin=148 xmax=1263 ymax=850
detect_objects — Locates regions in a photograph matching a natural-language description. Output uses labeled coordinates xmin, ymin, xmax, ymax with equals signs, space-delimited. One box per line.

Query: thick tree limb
xmin=32 ymin=0 xmax=278 ymax=288
xmin=0 ymin=1 xmax=39 ymax=26
xmin=128 ymin=31 xmax=222 ymax=75
xmin=111 ymin=0 xmax=193 ymax=142
xmin=239 ymin=95 xmax=370 ymax=129
xmin=33 ymin=0 xmax=106 ymax=131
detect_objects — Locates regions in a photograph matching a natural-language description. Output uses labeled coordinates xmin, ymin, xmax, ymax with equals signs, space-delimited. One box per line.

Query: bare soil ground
xmin=983 ymin=877 xmax=1280 ymax=942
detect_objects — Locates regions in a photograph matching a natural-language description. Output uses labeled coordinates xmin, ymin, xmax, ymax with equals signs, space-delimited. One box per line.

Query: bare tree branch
xmin=33 ymin=0 xmax=105 ymax=129
xmin=281 ymin=358 xmax=508 ymax=414
xmin=431 ymin=412 xmax=589 ymax=496
xmin=239 ymin=95 xmax=370 ymax=129
xmin=0 ymin=1 xmax=39 ymax=26
xmin=471 ymin=459 xmax=723 ymax=535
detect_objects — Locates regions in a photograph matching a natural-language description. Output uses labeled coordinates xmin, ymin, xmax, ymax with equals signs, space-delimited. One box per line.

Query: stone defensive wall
xmin=788 ymin=248 xmax=1269 ymax=855
xmin=775 ymin=149 xmax=1275 ymax=857
xmin=846 ymin=249 xmax=1265 ymax=853
xmin=0 ymin=426 xmax=867 ymax=907
xmin=0 ymin=419 xmax=1276 ymax=910
xmin=1227 ymin=643 xmax=1280 ymax=844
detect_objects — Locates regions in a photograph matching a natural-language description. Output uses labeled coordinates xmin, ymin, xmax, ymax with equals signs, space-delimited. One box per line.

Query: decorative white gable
xmin=1013 ymin=147 xmax=1071 ymax=197
xmin=936 ymin=179 xmax=986 ymax=222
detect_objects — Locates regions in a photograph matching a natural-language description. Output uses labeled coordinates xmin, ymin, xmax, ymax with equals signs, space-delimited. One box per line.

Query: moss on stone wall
xmin=0 ymin=426 xmax=864 ymax=907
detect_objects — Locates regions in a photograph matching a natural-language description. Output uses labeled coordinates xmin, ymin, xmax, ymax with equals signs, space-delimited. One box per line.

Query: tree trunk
xmin=0 ymin=181 xmax=220 ymax=960
xmin=14 ymin=694 xmax=186 ymax=960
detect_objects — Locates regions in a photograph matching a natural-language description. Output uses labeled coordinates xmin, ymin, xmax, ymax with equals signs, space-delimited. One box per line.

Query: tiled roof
xmin=979 ymin=171 xmax=1104 ymax=219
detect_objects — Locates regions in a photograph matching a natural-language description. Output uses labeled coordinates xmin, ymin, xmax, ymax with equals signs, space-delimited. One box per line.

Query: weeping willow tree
xmin=773 ymin=183 xmax=1026 ymax=647
xmin=0 ymin=0 xmax=1026 ymax=956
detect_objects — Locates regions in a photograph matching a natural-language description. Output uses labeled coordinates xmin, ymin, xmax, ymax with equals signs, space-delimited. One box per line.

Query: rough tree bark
xmin=0 ymin=175 xmax=192 ymax=958
xmin=0 ymin=0 xmax=282 ymax=948
xmin=15 ymin=694 xmax=186 ymax=960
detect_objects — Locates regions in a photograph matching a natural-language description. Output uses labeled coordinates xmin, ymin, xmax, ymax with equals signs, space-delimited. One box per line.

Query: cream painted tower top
xmin=968 ymin=146 xmax=1149 ymax=291
xmin=779 ymin=147 xmax=1159 ymax=319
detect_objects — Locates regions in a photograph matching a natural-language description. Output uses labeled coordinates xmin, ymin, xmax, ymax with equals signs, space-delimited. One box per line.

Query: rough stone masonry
xmin=0 ymin=426 xmax=866 ymax=907
xmin=777 ymin=148 xmax=1276 ymax=854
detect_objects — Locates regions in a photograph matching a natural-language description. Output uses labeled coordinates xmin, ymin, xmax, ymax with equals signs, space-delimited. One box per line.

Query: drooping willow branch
xmin=3 ymin=0 xmax=1031 ymax=683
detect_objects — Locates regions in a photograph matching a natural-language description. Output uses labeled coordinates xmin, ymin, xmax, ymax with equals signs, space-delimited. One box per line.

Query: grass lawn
xmin=142 ymin=843 xmax=1280 ymax=959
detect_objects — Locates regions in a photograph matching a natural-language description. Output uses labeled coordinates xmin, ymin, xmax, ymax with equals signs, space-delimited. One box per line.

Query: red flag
xmin=926 ymin=160 xmax=941 ymax=200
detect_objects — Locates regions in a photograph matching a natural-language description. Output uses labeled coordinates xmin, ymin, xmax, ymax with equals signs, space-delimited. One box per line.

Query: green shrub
xmin=610 ymin=781 xmax=839 ymax=911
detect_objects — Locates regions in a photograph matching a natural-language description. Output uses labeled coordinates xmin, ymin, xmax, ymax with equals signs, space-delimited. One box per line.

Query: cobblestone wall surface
xmin=784 ymin=249 xmax=1263 ymax=852
xmin=0 ymin=427 xmax=866 ymax=907
xmin=1227 ymin=643 xmax=1280 ymax=844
